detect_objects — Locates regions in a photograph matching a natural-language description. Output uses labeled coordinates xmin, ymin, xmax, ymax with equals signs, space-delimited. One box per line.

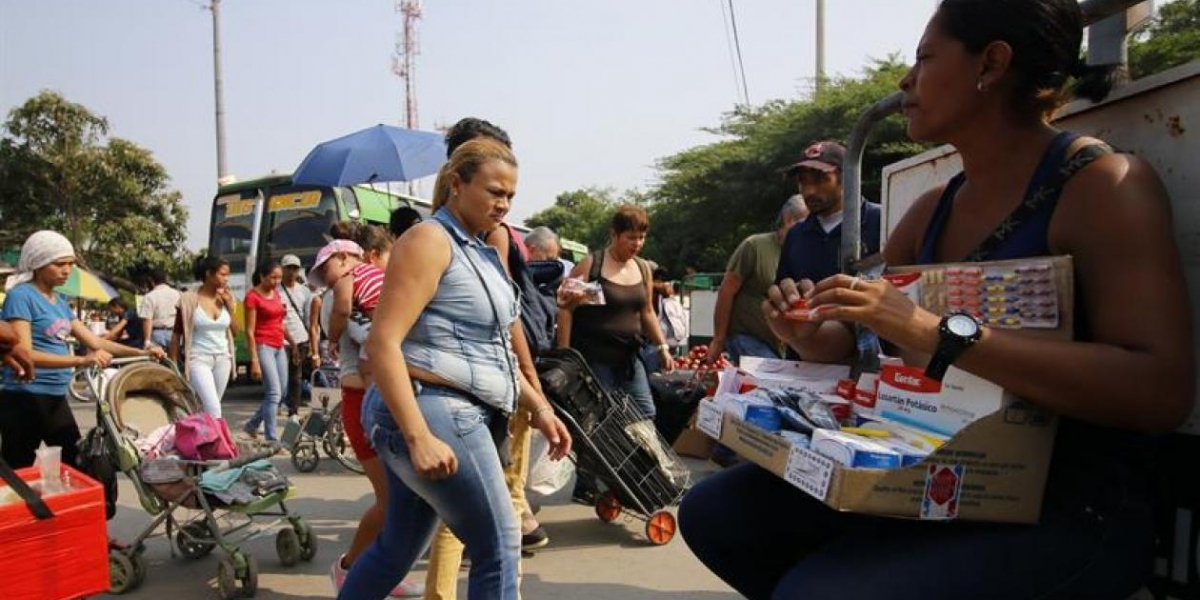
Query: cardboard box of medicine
xmin=696 ymin=255 xmax=1075 ymax=523
xmin=699 ymin=383 xmax=1057 ymax=523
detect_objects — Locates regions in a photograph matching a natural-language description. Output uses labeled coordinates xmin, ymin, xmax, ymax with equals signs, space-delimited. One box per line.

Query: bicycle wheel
xmin=69 ymin=369 xmax=96 ymax=403
xmin=325 ymin=402 xmax=365 ymax=474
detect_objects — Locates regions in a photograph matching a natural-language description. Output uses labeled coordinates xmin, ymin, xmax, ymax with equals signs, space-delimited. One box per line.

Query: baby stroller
xmin=80 ymin=357 xmax=315 ymax=599
xmin=536 ymin=348 xmax=690 ymax=545
xmin=281 ymin=366 xmax=363 ymax=474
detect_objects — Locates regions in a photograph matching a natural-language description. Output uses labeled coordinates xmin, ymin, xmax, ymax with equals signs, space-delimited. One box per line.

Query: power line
xmin=726 ymin=0 xmax=751 ymax=105
xmin=717 ymin=0 xmax=744 ymax=106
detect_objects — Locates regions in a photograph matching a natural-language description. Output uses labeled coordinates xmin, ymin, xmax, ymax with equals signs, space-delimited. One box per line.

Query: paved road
xmin=73 ymin=384 xmax=740 ymax=599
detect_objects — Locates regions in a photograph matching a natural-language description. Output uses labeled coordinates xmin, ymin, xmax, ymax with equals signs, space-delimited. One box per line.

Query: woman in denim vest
xmin=338 ymin=138 xmax=572 ymax=600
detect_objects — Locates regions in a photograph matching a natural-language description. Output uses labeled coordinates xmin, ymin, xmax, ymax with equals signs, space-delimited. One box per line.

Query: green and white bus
xmin=208 ymin=174 xmax=429 ymax=373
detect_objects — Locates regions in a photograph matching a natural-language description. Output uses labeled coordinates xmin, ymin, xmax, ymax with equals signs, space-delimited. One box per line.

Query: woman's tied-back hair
xmin=431 ymin=138 xmax=519 ymax=213
xmin=611 ymin=204 xmax=650 ymax=235
xmin=192 ymin=253 xmax=229 ymax=282
xmin=329 ymin=221 xmax=392 ymax=256
xmin=252 ymin=259 xmax=280 ymax=287
xmin=935 ymin=0 xmax=1117 ymax=118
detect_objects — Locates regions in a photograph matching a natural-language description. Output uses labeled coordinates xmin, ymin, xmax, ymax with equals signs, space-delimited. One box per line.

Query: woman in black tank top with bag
xmin=680 ymin=1 xmax=1194 ymax=598
xmin=558 ymin=205 xmax=675 ymax=419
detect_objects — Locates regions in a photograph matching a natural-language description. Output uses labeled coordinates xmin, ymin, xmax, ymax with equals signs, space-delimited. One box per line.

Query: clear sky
xmin=0 ymin=0 xmax=938 ymax=250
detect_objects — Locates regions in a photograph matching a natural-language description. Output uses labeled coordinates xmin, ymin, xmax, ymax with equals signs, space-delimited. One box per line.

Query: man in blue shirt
xmin=775 ymin=141 xmax=882 ymax=285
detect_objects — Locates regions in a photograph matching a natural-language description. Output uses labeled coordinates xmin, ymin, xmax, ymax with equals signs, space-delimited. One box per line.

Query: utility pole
xmin=393 ymin=0 xmax=423 ymax=195
xmin=815 ymin=0 xmax=826 ymax=94
xmin=210 ymin=0 xmax=229 ymax=183
xmin=393 ymin=0 xmax=423 ymax=131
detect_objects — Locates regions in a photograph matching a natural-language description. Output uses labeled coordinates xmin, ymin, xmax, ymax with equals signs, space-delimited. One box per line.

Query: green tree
xmin=525 ymin=186 xmax=620 ymax=251
xmin=644 ymin=58 xmax=927 ymax=273
xmin=0 ymin=90 xmax=192 ymax=287
xmin=1129 ymin=0 xmax=1200 ymax=79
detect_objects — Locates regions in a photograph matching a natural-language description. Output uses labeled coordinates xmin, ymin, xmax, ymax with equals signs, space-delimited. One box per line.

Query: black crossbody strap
xmin=0 ymin=457 xmax=53 ymax=520
xmin=967 ymin=143 xmax=1113 ymax=262
xmin=282 ymin=284 xmax=321 ymax=340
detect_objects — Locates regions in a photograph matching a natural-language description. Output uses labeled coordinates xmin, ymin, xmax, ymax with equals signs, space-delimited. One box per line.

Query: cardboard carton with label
xmin=699 ymin=256 xmax=1073 ymax=524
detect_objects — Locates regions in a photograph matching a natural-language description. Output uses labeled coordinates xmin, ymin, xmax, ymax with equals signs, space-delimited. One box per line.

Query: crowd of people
xmin=0 ymin=1 xmax=1193 ymax=599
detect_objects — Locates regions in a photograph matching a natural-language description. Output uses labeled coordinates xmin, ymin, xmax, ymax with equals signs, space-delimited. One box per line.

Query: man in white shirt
xmin=278 ymin=254 xmax=316 ymax=418
xmin=139 ymin=267 xmax=181 ymax=349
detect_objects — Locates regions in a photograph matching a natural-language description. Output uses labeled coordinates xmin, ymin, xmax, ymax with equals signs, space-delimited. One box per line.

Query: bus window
xmin=261 ymin=185 xmax=339 ymax=268
xmin=209 ymin=190 xmax=258 ymax=273
xmin=340 ymin=187 xmax=360 ymax=219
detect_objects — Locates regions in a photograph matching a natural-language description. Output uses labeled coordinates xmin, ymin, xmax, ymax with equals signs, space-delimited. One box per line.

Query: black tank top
xmin=570 ymin=250 xmax=649 ymax=367
xmin=916 ymin=132 xmax=1153 ymax=470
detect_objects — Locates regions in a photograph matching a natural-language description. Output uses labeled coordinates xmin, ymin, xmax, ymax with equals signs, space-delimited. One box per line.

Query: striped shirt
xmin=351 ymin=262 xmax=386 ymax=312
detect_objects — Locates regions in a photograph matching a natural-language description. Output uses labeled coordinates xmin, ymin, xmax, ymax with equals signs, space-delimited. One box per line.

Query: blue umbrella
xmin=292 ymin=124 xmax=447 ymax=186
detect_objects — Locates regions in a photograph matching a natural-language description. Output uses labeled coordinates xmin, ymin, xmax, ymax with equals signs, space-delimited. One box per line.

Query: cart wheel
xmin=109 ymin=551 xmax=137 ymax=594
xmin=217 ymin=552 xmax=258 ymax=599
xmin=595 ymin=491 xmax=622 ymax=523
xmin=327 ymin=404 xmax=365 ymax=474
xmin=176 ymin=522 xmax=216 ymax=559
xmin=276 ymin=527 xmax=301 ymax=567
xmin=296 ymin=519 xmax=319 ymax=562
xmin=291 ymin=442 xmax=319 ymax=472
xmin=645 ymin=511 xmax=677 ymax=546
xmin=131 ymin=551 xmax=148 ymax=588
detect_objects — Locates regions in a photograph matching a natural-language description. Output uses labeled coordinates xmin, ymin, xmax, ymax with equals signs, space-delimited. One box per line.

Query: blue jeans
xmin=588 ymin=355 xmax=655 ymax=419
xmin=338 ymin=386 xmax=519 ymax=600
xmin=244 ymin=344 xmax=288 ymax=441
xmin=680 ymin=462 xmax=1154 ymax=600
xmin=150 ymin=329 xmax=172 ymax=349
xmin=725 ymin=333 xmax=780 ymax=365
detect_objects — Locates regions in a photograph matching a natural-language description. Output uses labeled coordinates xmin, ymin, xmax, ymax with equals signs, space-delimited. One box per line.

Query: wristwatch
xmin=924 ymin=312 xmax=982 ymax=382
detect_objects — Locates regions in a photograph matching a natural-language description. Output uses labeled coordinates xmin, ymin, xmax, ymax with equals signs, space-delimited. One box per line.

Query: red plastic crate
xmin=0 ymin=465 xmax=109 ymax=600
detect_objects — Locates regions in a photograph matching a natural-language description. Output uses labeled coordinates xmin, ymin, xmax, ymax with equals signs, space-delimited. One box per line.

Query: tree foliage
xmin=1129 ymin=0 xmax=1200 ymax=79
xmin=0 ymin=91 xmax=193 ymax=286
xmin=526 ymin=186 xmax=626 ymax=251
xmin=641 ymin=58 xmax=927 ymax=273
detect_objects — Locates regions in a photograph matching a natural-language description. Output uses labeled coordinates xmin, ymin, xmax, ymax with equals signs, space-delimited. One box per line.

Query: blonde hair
xmin=431 ymin=138 xmax=518 ymax=213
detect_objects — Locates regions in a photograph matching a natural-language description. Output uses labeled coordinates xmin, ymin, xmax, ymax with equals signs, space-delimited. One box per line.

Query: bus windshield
xmin=210 ymin=191 xmax=258 ymax=274
xmin=261 ymin=186 xmax=339 ymax=268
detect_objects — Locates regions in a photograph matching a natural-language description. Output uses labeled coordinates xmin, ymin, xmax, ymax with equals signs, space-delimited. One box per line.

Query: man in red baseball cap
xmin=775 ymin=140 xmax=882 ymax=286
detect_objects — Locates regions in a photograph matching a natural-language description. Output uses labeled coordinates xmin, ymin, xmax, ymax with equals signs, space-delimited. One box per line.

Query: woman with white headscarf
xmin=0 ymin=230 xmax=165 ymax=469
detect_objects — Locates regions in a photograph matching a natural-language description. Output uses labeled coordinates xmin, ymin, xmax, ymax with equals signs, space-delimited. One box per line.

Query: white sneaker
xmin=330 ymin=554 xmax=426 ymax=598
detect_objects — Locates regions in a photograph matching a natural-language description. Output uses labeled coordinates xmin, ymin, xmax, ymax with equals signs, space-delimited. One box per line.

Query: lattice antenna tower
xmin=392 ymin=0 xmax=423 ymax=130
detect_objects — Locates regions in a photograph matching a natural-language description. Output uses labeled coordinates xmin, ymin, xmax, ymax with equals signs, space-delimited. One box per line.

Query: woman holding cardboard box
xmin=680 ymin=1 xmax=1194 ymax=598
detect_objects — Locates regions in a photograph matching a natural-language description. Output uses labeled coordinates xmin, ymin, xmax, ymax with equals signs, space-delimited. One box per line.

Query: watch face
xmin=946 ymin=314 xmax=979 ymax=337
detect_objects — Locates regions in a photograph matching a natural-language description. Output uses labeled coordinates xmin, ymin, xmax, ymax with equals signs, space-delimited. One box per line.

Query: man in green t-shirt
xmin=707 ymin=195 xmax=809 ymax=364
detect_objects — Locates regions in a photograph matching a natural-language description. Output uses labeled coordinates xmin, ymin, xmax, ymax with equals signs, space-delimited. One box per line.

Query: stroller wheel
xmin=176 ymin=522 xmax=217 ymax=559
xmin=131 ymin=551 xmax=148 ymax=588
xmin=595 ymin=491 xmax=622 ymax=523
xmin=108 ymin=551 xmax=139 ymax=594
xmin=645 ymin=510 xmax=678 ymax=546
xmin=291 ymin=443 xmax=320 ymax=473
xmin=296 ymin=519 xmax=319 ymax=561
xmin=276 ymin=528 xmax=301 ymax=567
xmin=217 ymin=552 xmax=258 ymax=599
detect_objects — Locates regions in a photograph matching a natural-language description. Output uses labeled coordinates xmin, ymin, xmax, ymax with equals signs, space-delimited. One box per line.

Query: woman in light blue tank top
xmin=337 ymin=139 xmax=572 ymax=600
